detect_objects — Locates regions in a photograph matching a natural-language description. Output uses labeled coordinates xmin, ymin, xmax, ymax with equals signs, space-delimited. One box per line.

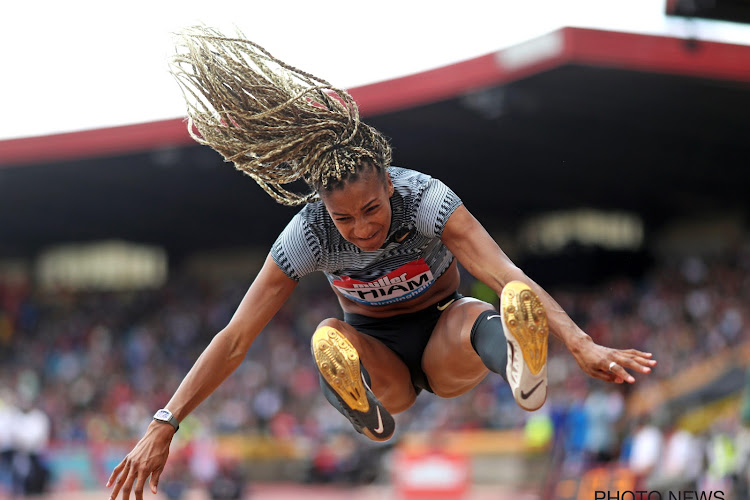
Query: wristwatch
xmin=153 ymin=408 xmax=180 ymax=432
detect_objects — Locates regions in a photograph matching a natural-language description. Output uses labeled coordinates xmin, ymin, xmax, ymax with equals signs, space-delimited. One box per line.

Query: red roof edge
xmin=351 ymin=28 xmax=569 ymax=116
xmin=2 ymin=27 xmax=749 ymax=167
xmin=0 ymin=119 xmax=193 ymax=168
xmin=567 ymin=27 xmax=750 ymax=82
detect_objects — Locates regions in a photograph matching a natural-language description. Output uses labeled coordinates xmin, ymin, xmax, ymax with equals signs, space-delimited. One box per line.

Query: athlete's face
xmin=321 ymin=168 xmax=394 ymax=252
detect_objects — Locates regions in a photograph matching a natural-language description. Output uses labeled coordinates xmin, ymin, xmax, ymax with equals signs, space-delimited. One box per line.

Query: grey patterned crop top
xmin=271 ymin=167 xmax=463 ymax=306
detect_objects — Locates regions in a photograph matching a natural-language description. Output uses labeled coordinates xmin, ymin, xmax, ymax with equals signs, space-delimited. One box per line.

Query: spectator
xmin=582 ymin=388 xmax=623 ymax=463
xmin=627 ymin=416 xmax=664 ymax=487
xmin=701 ymin=420 xmax=738 ymax=496
xmin=207 ymin=461 xmax=245 ymax=500
xmin=648 ymin=422 xmax=704 ymax=494
xmin=735 ymin=366 xmax=750 ymax=499
xmin=0 ymin=390 xmax=17 ymax=496
xmin=11 ymin=396 xmax=51 ymax=496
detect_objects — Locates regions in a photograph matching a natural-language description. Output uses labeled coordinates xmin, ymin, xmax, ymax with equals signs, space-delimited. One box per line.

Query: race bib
xmin=332 ymin=258 xmax=435 ymax=306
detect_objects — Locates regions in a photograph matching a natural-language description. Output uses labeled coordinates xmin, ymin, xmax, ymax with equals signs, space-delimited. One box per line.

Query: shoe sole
xmin=501 ymin=281 xmax=548 ymax=411
xmin=312 ymin=326 xmax=394 ymax=441
xmin=312 ymin=326 xmax=369 ymax=412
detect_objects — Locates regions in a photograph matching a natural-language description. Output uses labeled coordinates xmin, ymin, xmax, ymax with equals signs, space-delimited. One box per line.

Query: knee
xmin=385 ymin=389 xmax=417 ymax=414
xmin=316 ymin=317 xmax=346 ymax=331
xmin=313 ymin=317 xmax=365 ymax=353
xmin=460 ymin=299 xmax=495 ymax=319
xmin=430 ymin=374 xmax=489 ymax=399
xmin=432 ymin=386 xmax=464 ymax=399
xmin=314 ymin=318 xmax=359 ymax=344
xmin=445 ymin=298 xmax=495 ymax=342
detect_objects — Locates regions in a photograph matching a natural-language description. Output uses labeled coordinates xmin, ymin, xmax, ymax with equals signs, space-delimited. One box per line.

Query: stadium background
xmin=1 ymin=10 xmax=750 ymax=500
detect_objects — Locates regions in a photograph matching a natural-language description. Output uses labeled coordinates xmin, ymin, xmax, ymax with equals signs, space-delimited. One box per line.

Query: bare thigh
xmin=421 ymin=298 xmax=496 ymax=398
xmin=316 ymin=318 xmax=417 ymax=414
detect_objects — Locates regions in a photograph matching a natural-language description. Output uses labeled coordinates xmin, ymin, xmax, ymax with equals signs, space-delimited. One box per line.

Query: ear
xmin=386 ymin=172 xmax=394 ymax=197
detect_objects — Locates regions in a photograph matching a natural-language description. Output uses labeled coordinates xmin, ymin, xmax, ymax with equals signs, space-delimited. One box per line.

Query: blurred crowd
xmin=0 ymin=241 xmax=749 ymax=496
xmin=541 ymin=242 xmax=750 ymax=498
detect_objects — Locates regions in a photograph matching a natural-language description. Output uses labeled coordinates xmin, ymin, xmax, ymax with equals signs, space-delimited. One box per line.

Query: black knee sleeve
xmin=470 ymin=309 xmax=508 ymax=382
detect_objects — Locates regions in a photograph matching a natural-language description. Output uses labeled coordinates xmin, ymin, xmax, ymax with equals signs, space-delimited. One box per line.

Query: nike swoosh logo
xmin=395 ymin=231 xmax=410 ymax=242
xmin=360 ymin=373 xmax=385 ymax=435
xmin=436 ymin=298 xmax=456 ymax=311
xmin=520 ymin=380 xmax=544 ymax=400
xmin=487 ymin=314 xmax=501 ymax=321
xmin=373 ymin=406 xmax=384 ymax=434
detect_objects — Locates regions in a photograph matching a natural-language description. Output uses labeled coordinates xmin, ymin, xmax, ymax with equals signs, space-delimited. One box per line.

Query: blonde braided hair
xmin=169 ymin=26 xmax=392 ymax=206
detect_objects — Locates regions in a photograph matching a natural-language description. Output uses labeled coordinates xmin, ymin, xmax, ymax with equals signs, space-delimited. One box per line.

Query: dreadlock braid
xmin=169 ymin=26 xmax=392 ymax=206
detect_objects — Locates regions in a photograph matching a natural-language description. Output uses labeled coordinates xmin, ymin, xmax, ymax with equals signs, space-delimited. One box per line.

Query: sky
xmin=2 ymin=0 xmax=750 ymax=141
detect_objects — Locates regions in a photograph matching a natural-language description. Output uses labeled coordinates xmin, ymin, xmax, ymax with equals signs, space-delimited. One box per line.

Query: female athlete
xmin=107 ymin=27 xmax=656 ymax=499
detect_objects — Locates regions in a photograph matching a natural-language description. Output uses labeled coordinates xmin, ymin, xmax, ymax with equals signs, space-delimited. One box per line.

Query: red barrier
xmin=393 ymin=449 xmax=471 ymax=500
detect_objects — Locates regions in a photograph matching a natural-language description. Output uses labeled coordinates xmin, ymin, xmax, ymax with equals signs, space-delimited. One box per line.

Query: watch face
xmin=154 ymin=409 xmax=172 ymax=420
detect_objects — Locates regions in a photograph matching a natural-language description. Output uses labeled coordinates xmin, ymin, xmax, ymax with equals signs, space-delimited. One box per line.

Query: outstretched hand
xmin=570 ymin=336 xmax=656 ymax=384
xmin=107 ymin=422 xmax=175 ymax=500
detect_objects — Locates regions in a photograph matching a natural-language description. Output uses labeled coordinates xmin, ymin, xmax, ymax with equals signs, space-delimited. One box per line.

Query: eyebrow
xmin=331 ymin=198 xmax=379 ymax=216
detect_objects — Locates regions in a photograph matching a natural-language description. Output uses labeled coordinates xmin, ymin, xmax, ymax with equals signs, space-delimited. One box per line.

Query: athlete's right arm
xmin=106 ymin=253 xmax=297 ymax=500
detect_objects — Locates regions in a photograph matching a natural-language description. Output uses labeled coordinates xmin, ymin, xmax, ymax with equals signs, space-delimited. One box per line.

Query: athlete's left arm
xmin=441 ymin=204 xmax=656 ymax=383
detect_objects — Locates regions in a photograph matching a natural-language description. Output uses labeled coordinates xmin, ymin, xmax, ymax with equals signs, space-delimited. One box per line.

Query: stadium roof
xmin=2 ymin=27 xmax=750 ymax=258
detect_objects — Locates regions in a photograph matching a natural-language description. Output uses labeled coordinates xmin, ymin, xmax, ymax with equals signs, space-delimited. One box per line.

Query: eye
xmin=366 ymin=205 xmax=379 ymax=213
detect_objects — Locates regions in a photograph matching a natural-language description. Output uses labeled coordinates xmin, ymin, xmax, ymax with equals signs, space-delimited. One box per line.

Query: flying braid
xmin=170 ymin=26 xmax=392 ymax=206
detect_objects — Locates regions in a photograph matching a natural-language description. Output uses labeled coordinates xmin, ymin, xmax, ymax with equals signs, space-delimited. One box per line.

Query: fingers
xmin=608 ymin=349 xmax=657 ymax=381
xmin=607 ymin=355 xmax=656 ymax=383
xmin=622 ymin=353 xmax=657 ymax=374
xmin=581 ymin=344 xmax=657 ymax=385
xmin=108 ymin=460 xmax=130 ymax=500
xmin=107 ymin=461 xmax=150 ymax=500
xmin=591 ymin=364 xmax=624 ymax=384
xmin=134 ymin=470 xmax=147 ymax=500
xmin=106 ymin=460 xmax=125 ymax=489
xmin=119 ymin=470 xmax=137 ymax=500
xmin=107 ymin=430 xmax=171 ymax=499
xmin=623 ymin=348 xmax=652 ymax=358
xmin=123 ymin=467 xmax=151 ymax=500
xmin=150 ymin=468 xmax=163 ymax=495
xmin=623 ymin=349 xmax=657 ymax=366
xmin=607 ymin=361 xmax=635 ymax=383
